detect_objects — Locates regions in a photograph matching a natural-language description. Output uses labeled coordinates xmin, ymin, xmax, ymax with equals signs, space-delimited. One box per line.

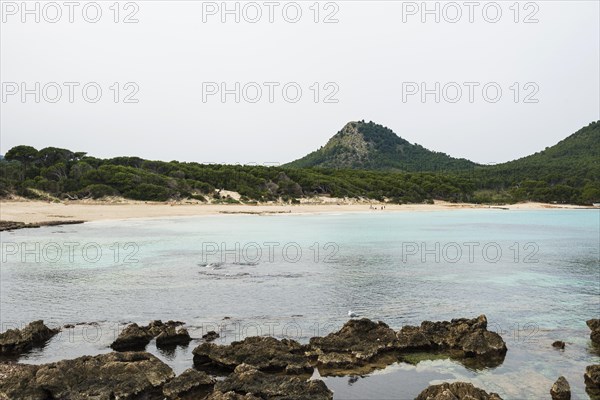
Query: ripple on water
xmin=1 ymin=210 xmax=598 ymax=398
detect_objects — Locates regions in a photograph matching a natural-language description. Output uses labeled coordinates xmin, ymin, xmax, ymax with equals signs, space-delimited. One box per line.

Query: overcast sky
xmin=1 ymin=1 xmax=598 ymax=165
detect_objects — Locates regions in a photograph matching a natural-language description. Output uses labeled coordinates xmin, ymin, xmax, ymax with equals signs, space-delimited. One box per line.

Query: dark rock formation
xmin=110 ymin=323 xmax=153 ymax=351
xmin=156 ymin=327 xmax=192 ymax=348
xmin=585 ymin=364 xmax=600 ymax=400
xmin=552 ymin=341 xmax=566 ymax=350
xmin=206 ymin=391 xmax=261 ymax=400
xmin=587 ymin=319 xmax=600 ymax=346
xmin=192 ymin=336 xmax=312 ymax=373
xmin=0 ymin=220 xmax=84 ymax=232
xmin=397 ymin=315 xmax=507 ymax=359
xmin=0 ymin=320 xmax=58 ymax=355
xmin=0 ymin=352 xmax=174 ymax=399
xmin=203 ymin=330 xmax=220 ymax=342
xmin=304 ymin=316 xmax=507 ymax=373
xmin=0 ymin=221 xmax=27 ymax=231
xmin=213 ymin=363 xmax=332 ymax=400
xmin=162 ymin=368 xmax=215 ymax=400
xmin=550 ymin=376 xmax=570 ymax=400
xmin=111 ymin=320 xmax=189 ymax=351
xmin=308 ymin=318 xmax=398 ymax=369
xmin=146 ymin=320 xmax=184 ymax=337
xmin=415 ymin=381 xmax=503 ymax=400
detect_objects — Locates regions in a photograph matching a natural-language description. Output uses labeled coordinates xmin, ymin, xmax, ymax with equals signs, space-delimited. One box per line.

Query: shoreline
xmin=0 ymin=199 xmax=594 ymax=226
xmin=1 ymin=316 xmax=598 ymax=399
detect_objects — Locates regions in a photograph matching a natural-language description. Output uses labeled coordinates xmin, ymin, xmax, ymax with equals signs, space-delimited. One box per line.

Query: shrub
xmin=80 ymin=184 xmax=119 ymax=199
xmin=125 ymin=183 xmax=172 ymax=201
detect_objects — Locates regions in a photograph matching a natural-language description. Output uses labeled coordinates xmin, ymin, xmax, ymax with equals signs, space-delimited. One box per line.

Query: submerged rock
xmin=552 ymin=341 xmax=566 ymax=350
xmin=162 ymin=368 xmax=215 ymax=399
xmin=110 ymin=323 xmax=153 ymax=351
xmin=0 ymin=352 xmax=174 ymax=399
xmin=203 ymin=330 xmax=220 ymax=342
xmin=415 ymin=381 xmax=503 ymax=400
xmin=213 ymin=363 xmax=332 ymax=400
xmin=550 ymin=376 xmax=571 ymax=400
xmin=585 ymin=364 xmax=600 ymax=400
xmin=0 ymin=320 xmax=58 ymax=356
xmin=397 ymin=315 xmax=507 ymax=359
xmin=587 ymin=319 xmax=600 ymax=346
xmin=206 ymin=391 xmax=261 ymax=400
xmin=308 ymin=318 xmax=398 ymax=369
xmin=193 ymin=336 xmax=312 ymax=373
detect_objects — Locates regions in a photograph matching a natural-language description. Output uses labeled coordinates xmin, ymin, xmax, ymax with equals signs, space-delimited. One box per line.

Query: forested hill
xmin=488 ymin=120 xmax=598 ymax=179
xmin=285 ymin=121 xmax=476 ymax=172
xmin=471 ymin=121 xmax=599 ymax=203
xmin=0 ymin=121 xmax=598 ymax=205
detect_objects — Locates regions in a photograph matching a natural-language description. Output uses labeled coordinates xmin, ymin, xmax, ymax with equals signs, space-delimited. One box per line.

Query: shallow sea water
xmin=1 ymin=209 xmax=599 ymax=399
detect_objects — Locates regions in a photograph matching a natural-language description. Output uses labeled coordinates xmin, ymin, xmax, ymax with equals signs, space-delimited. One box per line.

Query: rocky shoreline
xmin=0 ymin=316 xmax=599 ymax=399
xmin=0 ymin=220 xmax=84 ymax=232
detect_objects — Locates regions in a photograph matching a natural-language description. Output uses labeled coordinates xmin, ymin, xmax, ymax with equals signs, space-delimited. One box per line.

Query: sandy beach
xmin=0 ymin=198 xmax=592 ymax=225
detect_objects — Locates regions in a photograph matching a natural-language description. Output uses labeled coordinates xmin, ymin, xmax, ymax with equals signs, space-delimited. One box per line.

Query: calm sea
xmin=1 ymin=209 xmax=599 ymax=399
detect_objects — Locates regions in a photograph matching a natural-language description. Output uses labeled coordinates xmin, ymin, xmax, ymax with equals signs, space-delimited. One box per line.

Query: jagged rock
xmin=111 ymin=323 xmax=152 ymax=351
xmin=396 ymin=325 xmax=431 ymax=349
xmin=585 ymin=364 xmax=600 ymax=400
xmin=0 ymin=220 xmax=84 ymax=232
xmin=552 ymin=341 xmax=566 ymax=350
xmin=156 ymin=327 xmax=192 ymax=348
xmin=234 ymin=363 xmax=256 ymax=374
xmin=203 ymin=331 xmax=220 ymax=342
xmin=397 ymin=315 xmax=507 ymax=359
xmin=0 ymin=363 xmax=41 ymax=399
xmin=461 ymin=330 xmax=507 ymax=358
xmin=111 ymin=321 xmax=189 ymax=351
xmin=0 ymin=221 xmax=26 ymax=231
xmin=147 ymin=320 xmax=167 ymax=337
xmin=550 ymin=376 xmax=571 ymax=400
xmin=587 ymin=319 xmax=600 ymax=345
xmin=162 ymin=368 xmax=215 ymax=399
xmin=213 ymin=364 xmax=332 ymax=400
xmin=0 ymin=352 xmax=174 ymax=400
xmin=588 ymin=319 xmax=600 ymax=331
xmin=308 ymin=318 xmax=397 ymax=368
xmin=0 ymin=320 xmax=58 ymax=355
xmin=206 ymin=391 xmax=261 ymax=400
xmin=192 ymin=336 xmax=312 ymax=373
xmin=415 ymin=381 xmax=503 ymax=400
xmin=147 ymin=320 xmax=184 ymax=337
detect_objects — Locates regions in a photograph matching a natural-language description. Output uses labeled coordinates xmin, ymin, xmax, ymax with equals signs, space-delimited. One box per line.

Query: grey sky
xmin=1 ymin=1 xmax=598 ymax=165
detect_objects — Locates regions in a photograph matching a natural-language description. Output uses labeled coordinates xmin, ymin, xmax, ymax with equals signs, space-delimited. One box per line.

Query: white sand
xmin=0 ymin=199 xmax=590 ymax=224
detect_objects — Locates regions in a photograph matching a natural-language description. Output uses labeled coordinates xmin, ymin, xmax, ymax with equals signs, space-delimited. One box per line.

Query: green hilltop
xmin=285 ymin=120 xmax=476 ymax=172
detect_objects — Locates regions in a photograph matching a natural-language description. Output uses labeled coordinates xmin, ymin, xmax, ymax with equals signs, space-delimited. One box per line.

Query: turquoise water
xmin=1 ymin=209 xmax=599 ymax=398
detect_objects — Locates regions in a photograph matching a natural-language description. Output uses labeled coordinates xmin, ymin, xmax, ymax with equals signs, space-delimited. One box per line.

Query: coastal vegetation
xmin=0 ymin=121 xmax=598 ymax=205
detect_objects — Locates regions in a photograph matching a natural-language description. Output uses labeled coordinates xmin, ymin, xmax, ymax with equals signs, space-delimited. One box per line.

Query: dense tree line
xmin=0 ymin=121 xmax=598 ymax=205
xmin=0 ymin=146 xmax=474 ymax=203
xmin=466 ymin=121 xmax=600 ymax=204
